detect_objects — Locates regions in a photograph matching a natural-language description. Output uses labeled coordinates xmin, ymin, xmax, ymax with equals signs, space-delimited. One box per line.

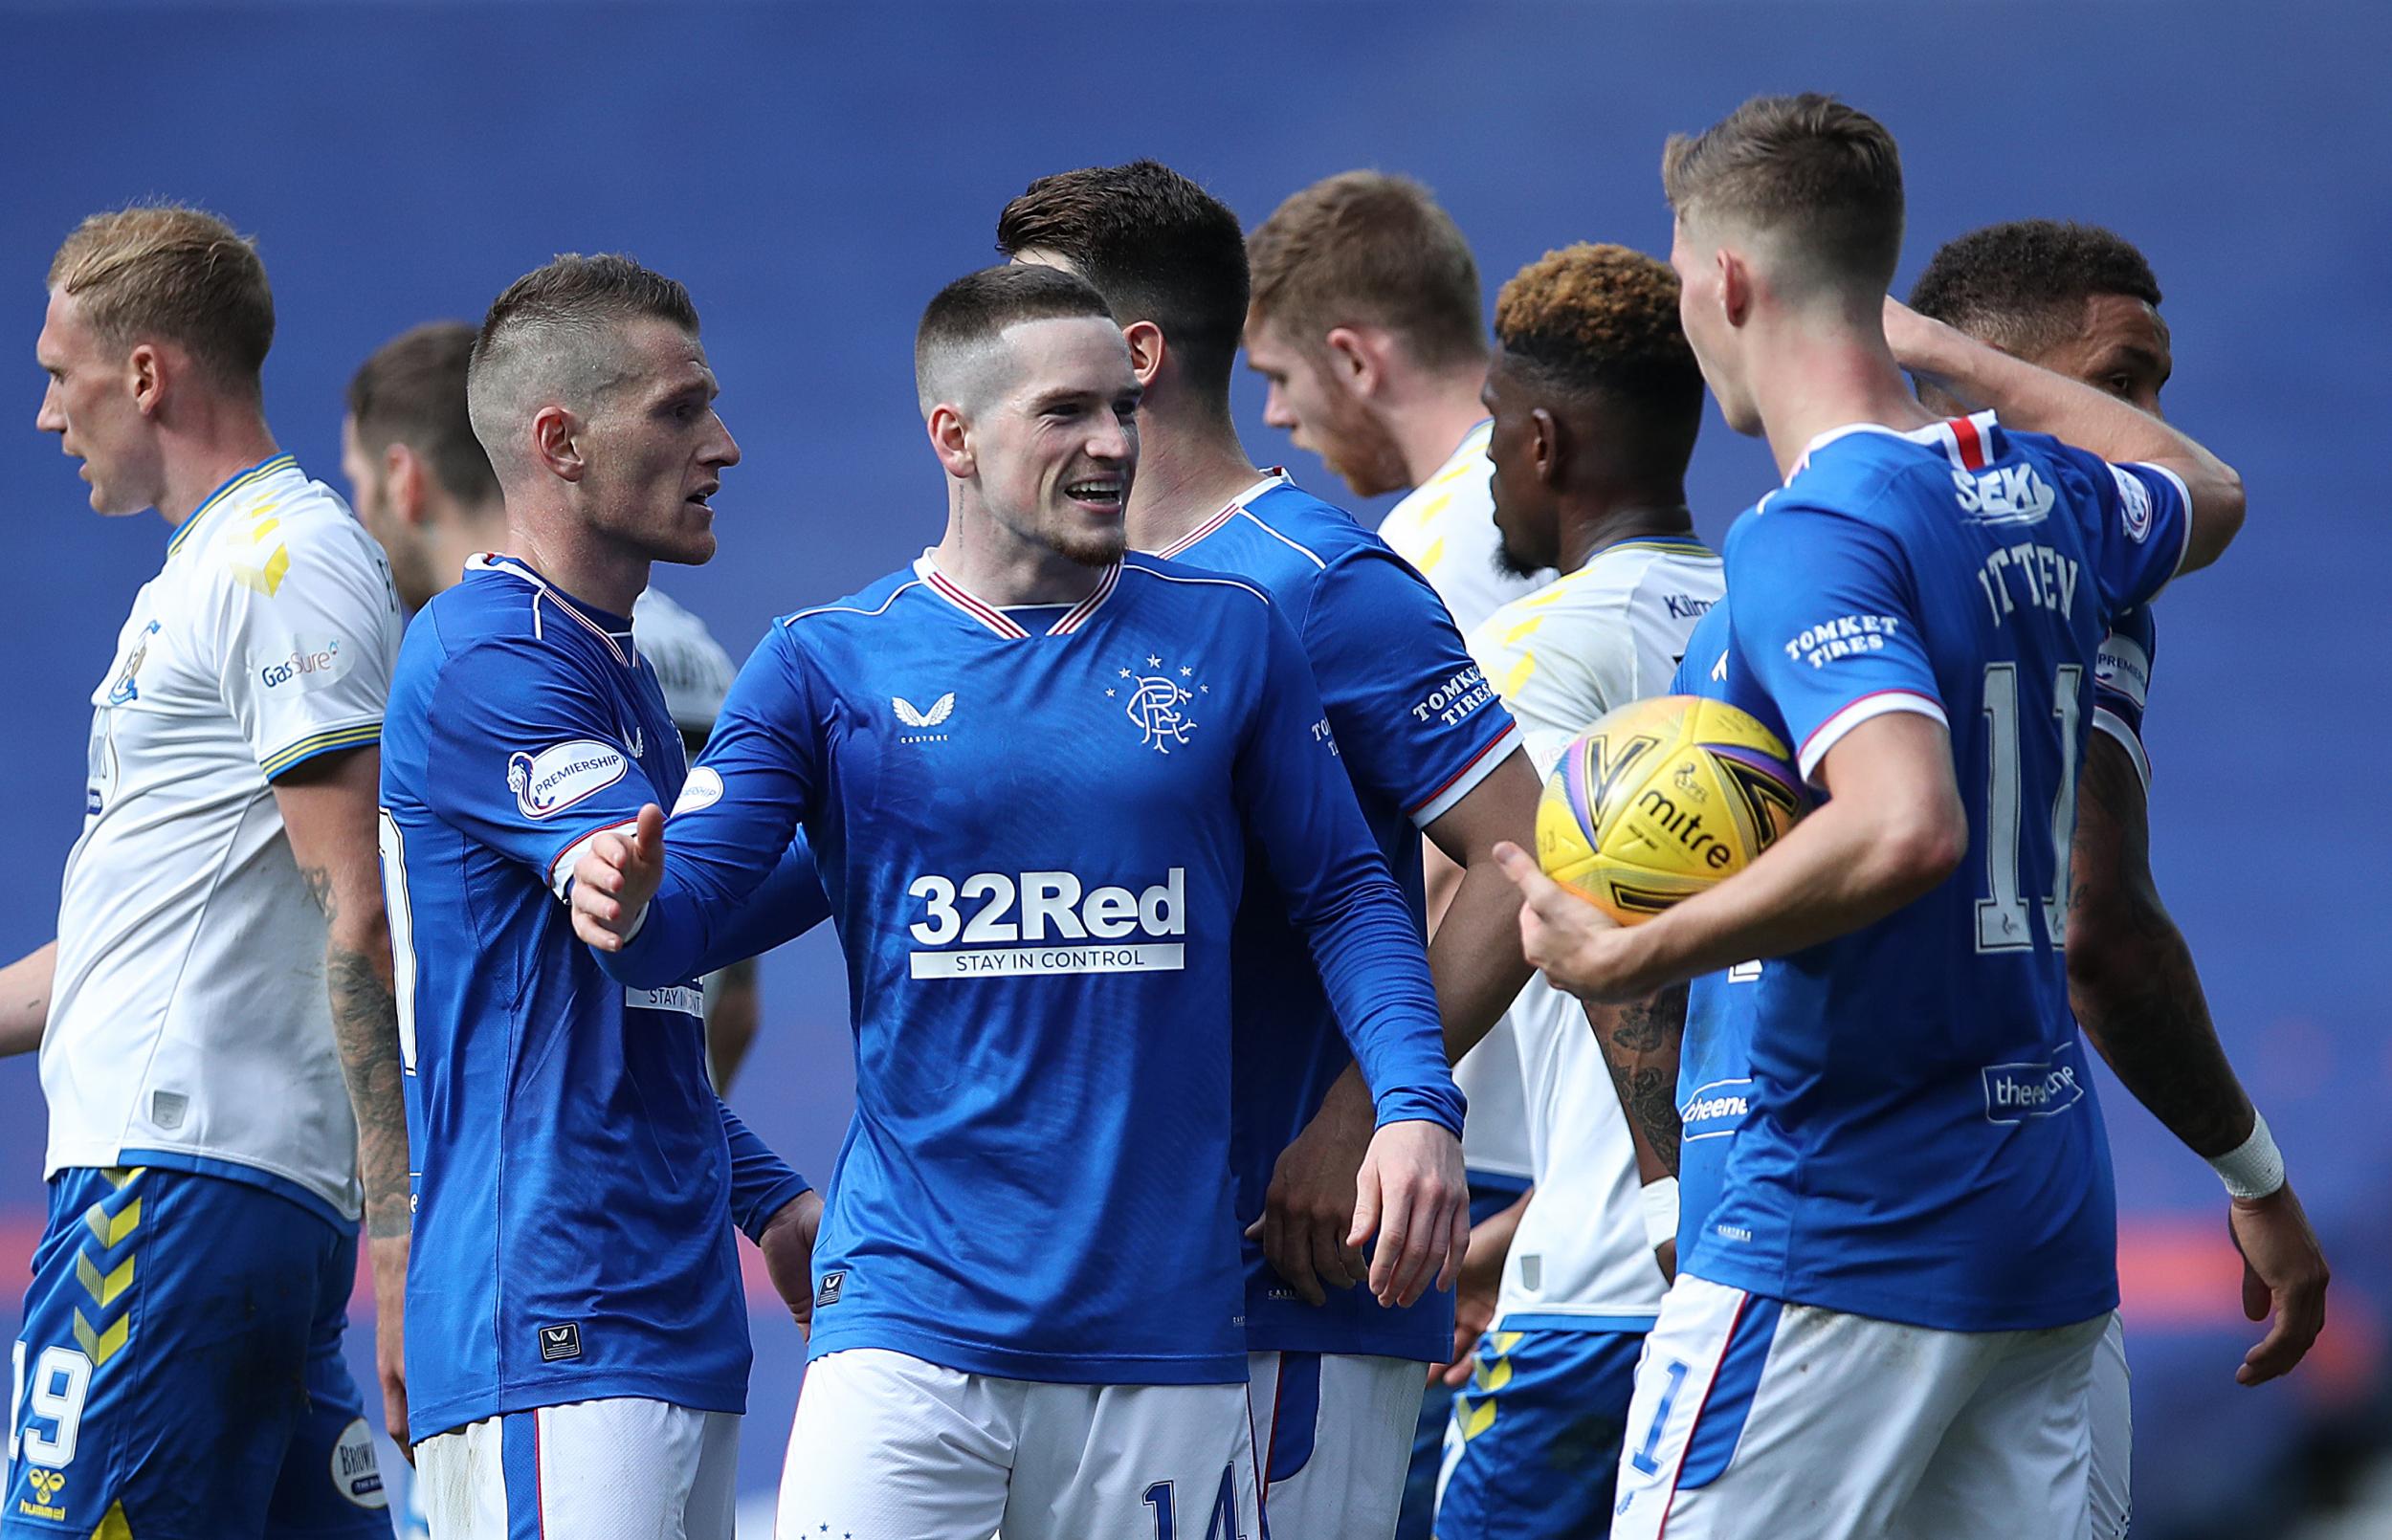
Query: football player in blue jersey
xmin=1492 ymin=95 xmax=2260 ymax=1539
xmin=1909 ymin=219 xmax=2327 ymax=1535
xmin=380 ymin=254 xmax=817 ymax=1540
xmin=994 ymin=162 xmax=1542 ymax=1540
xmin=569 ymin=263 xmax=1468 ymax=1540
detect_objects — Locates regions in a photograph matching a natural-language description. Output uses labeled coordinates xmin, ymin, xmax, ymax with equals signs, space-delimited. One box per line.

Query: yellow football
xmin=1536 ymin=694 xmax=1807 ymax=925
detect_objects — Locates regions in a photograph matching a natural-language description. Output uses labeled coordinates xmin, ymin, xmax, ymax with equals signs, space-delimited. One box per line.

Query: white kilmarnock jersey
xmin=45 ymin=454 xmax=402 ymax=1223
xmin=1467 ymin=537 xmax=1724 ymax=1325
xmin=1378 ymin=421 xmax=1549 ymax=1186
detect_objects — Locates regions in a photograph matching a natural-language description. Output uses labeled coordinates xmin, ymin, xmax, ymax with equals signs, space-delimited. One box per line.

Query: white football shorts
xmin=779 ymin=1348 xmax=1260 ymax=1540
xmin=1610 ymin=1273 xmax=2109 ymax=1540
xmin=413 ymin=1396 xmax=739 ymax=1540
xmin=2086 ymin=1310 xmax=2132 ymax=1540
xmin=1246 ymin=1352 xmax=1422 ymax=1540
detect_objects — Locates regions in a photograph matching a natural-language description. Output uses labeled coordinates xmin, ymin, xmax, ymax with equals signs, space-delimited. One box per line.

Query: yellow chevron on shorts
xmin=101 ymin=1166 xmax=145 ymax=1191
xmin=91 ymin=1499 xmax=133 ymax=1539
xmin=1454 ymin=1393 xmax=1497 ymax=1441
xmin=81 ymin=1196 xmax=141 ymax=1250
xmin=72 ymin=1308 xmax=129 ymax=1369
xmin=74 ymin=1251 xmax=134 ymax=1309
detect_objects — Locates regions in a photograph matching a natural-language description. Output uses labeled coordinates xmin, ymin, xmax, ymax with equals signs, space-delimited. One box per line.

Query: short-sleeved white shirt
xmin=45 ymin=454 xmax=404 ymax=1223
xmin=1376 ymin=423 xmax=1551 ymax=1184
xmin=1467 ymin=537 xmax=1724 ymax=1325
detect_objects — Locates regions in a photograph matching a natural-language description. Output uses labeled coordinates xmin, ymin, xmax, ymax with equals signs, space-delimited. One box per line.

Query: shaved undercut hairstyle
xmin=914 ymin=264 xmax=1117 ymax=415
xmin=48 ymin=203 xmax=275 ymax=394
xmin=994 ymin=160 xmax=1249 ymax=412
xmin=1495 ymin=243 xmax=1704 ymax=467
xmin=466 ymin=253 xmax=699 ymax=475
xmin=348 ymin=321 xmax=498 ymax=507
xmin=1663 ymin=93 xmax=1905 ymax=296
xmin=1909 ymin=220 xmax=2162 ymax=357
xmin=1247 ymin=171 xmax=1485 ymax=368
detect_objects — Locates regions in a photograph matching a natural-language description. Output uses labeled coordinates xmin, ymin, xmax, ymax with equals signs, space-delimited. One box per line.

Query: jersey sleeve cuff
xmin=1373 ymin=1083 xmax=1466 ymax=1140
xmin=2090 ymin=709 xmax=2153 ymax=791
xmin=2135 ymin=461 xmax=2197 ymax=592
xmin=259 ymin=718 xmax=383 ymax=780
xmin=1407 ymin=723 xmax=1524 ymax=828
xmin=737 ymin=1173 xmax=815 ymax=1244
xmin=1796 ymin=690 xmax=1947 ymax=783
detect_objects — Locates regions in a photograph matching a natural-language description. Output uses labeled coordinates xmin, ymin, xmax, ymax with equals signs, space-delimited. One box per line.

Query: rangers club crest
xmin=1109 ymin=652 xmax=1206 ymax=753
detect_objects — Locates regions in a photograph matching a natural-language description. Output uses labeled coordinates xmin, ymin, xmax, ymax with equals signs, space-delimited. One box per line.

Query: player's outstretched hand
xmin=1492 ymin=842 xmax=1651 ymax=1003
xmin=570 ymin=803 xmax=666 ymax=951
xmin=759 ymin=1189 xmax=826 ymax=1337
xmin=2228 ymin=1181 xmax=2330 ymax=1386
xmin=1351 ymin=1119 xmax=1468 ymax=1309
xmin=1248 ymin=1071 xmax=1373 ymax=1307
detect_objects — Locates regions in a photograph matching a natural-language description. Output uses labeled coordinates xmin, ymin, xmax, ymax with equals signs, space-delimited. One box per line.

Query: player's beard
xmin=1313 ymin=402 xmax=1408 ymax=501
xmin=1050 ymin=517 xmax=1126 ymax=569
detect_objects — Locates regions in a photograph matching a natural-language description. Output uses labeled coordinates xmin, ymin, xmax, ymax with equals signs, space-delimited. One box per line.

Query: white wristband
xmin=1641 ymin=1177 xmax=1681 ymax=1251
xmin=2208 ymin=1111 xmax=2286 ymax=1200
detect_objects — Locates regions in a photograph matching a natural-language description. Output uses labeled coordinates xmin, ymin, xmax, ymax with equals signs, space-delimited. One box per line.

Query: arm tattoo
xmin=326 ymin=944 xmax=413 ymax=1240
xmin=303 ymin=862 xmax=411 ymax=1240
xmin=1592 ymin=984 xmax=1688 ymax=1176
xmin=2069 ymin=740 xmax=2254 ymax=1159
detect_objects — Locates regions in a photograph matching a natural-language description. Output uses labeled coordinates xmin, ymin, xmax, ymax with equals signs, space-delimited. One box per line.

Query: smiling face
xmin=960 ymin=315 xmax=1139 ymax=567
xmin=34 ymin=288 xmax=165 ymax=516
xmin=572 ymin=317 xmax=739 ymax=567
xmin=1243 ymin=314 xmax=1406 ymax=498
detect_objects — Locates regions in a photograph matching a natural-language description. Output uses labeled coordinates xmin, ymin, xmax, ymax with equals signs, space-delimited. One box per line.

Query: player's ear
xmin=1716 ymin=250 xmax=1753 ymax=331
xmin=126 ymin=341 xmax=166 ymax=418
xmin=386 ymin=442 xmax=431 ymax=528
xmin=925 ymin=403 xmax=974 ymax=478
xmin=532 ymin=404 xmax=585 ymax=484
xmin=1529 ymin=406 xmax=1563 ymax=488
xmin=1323 ymin=327 xmax=1378 ymax=396
xmin=1121 ymin=321 xmax=1166 ymax=391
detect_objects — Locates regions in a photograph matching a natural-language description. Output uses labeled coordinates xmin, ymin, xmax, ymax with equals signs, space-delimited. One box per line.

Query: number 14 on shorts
xmin=1142 ymin=1466 xmax=1242 ymax=1540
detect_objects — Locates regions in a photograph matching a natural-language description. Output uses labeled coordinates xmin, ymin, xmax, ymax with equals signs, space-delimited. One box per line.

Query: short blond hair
xmin=1662 ymin=94 xmax=1904 ymax=295
xmin=1247 ymin=171 xmax=1484 ymax=368
xmin=48 ymin=204 xmax=275 ymax=392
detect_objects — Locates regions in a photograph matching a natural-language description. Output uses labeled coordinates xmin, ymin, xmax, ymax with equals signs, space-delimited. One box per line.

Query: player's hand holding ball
xmin=571 ymin=803 xmax=667 ymax=950
xmin=1500 ymin=696 xmax=1804 ymax=1001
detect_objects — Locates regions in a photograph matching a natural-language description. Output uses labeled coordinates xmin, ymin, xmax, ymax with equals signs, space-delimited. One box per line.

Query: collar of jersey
xmin=166 ymin=451 xmax=298 ymax=559
xmin=465 ymin=552 xmax=638 ymax=665
xmin=1151 ymin=469 xmax=1292 ymax=559
xmin=911 ymin=549 xmax=1121 ymax=639
xmin=1788 ymin=410 xmax=2002 ymax=483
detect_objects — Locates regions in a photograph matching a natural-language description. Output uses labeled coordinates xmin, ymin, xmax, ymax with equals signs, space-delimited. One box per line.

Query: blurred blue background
xmin=4 ymin=3 xmax=2386 ymax=1534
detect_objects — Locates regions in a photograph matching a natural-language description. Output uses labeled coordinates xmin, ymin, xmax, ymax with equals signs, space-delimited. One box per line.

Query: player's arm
xmin=1235 ymin=602 xmax=1469 ymax=1309
xmin=1882 ymin=296 xmax=2244 ymax=574
xmin=1422 ymin=753 xmax=1541 ymax=1058
xmin=0 ymin=941 xmax=56 ymax=1057
xmin=1500 ymin=507 xmax=1964 ymax=1001
xmin=705 ymin=958 xmax=762 ymax=1092
xmin=720 ymin=1097 xmax=822 ymax=1331
xmin=2070 ymin=731 xmax=2327 ymax=1384
xmin=576 ymin=627 xmax=829 ymax=979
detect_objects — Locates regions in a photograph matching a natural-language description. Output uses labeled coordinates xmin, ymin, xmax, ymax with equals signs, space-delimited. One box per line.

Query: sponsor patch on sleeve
xmin=672 ymin=765 xmax=724 ymax=815
xmin=507 ymin=739 xmax=628 ymax=819
xmin=2109 ymin=464 xmax=2155 ymax=543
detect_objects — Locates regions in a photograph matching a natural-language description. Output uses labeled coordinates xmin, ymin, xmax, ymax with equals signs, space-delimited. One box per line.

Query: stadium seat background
xmin=3 ymin=6 xmax=2384 ymax=1535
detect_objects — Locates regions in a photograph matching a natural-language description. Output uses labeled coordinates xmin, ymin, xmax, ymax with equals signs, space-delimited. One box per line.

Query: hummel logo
xmin=892 ymin=693 xmax=955 ymax=729
xmin=538 ymin=1322 xmax=583 ymax=1361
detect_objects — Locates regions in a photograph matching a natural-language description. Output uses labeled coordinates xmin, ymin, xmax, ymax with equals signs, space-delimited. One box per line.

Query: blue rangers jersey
xmin=379 ymin=556 xmax=811 ymax=1440
xmin=600 ymin=549 xmax=1463 ymax=1385
xmin=1156 ymin=473 xmax=1522 ymax=1362
xmin=1688 ymin=412 xmax=2191 ymax=1331
xmin=1668 ymin=603 xmax=1770 ymax=1264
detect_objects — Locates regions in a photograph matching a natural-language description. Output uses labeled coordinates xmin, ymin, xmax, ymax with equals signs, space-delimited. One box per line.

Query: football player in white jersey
xmin=0 ymin=205 xmax=409 ymax=1537
xmin=1242 ymin=176 xmax=1550 ymax=1540
xmin=1434 ymin=244 xmax=1719 ymax=1540
xmin=343 ymin=319 xmax=766 ymax=1093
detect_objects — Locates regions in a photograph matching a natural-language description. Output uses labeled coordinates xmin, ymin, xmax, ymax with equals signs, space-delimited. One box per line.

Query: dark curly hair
xmin=1909 ymin=220 xmax=2160 ymax=356
xmin=1495 ymin=243 xmax=1701 ymax=412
